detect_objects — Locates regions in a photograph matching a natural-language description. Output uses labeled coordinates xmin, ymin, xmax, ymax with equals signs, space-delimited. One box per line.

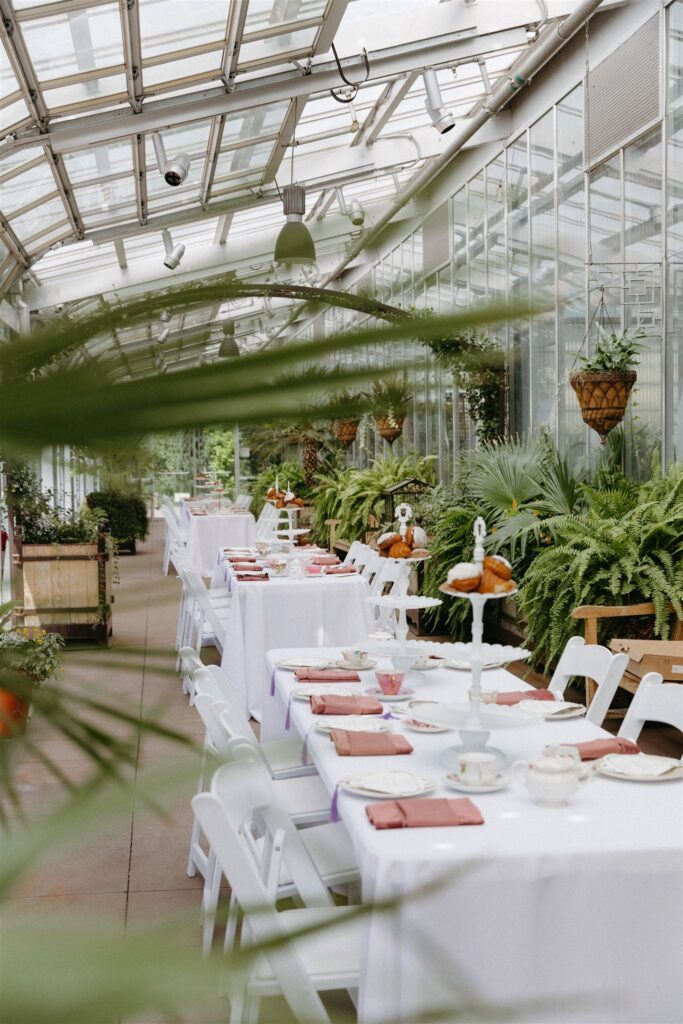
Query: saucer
xmin=411 ymin=659 xmax=442 ymax=671
xmin=364 ymin=686 xmax=415 ymax=702
xmin=443 ymin=771 xmax=509 ymax=794
xmin=335 ymin=659 xmax=377 ymax=671
xmin=402 ymin=717 xmax=450 ymax=733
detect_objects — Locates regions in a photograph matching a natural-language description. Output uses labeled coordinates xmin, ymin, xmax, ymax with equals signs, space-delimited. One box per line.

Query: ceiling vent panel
xmin=585 ymin=14 xmax=660 ymax=168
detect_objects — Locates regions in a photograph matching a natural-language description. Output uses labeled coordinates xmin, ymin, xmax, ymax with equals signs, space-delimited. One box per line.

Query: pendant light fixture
xmin=218 ymin=318 xmax=239 ymax=358
xmin=274 ymin=98 xmax=316 ymax=270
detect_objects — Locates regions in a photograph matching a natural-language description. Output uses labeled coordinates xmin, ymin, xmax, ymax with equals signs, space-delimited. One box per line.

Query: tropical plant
xmin=86 ymin=491 xmax=149 ymax=545
xmin=370 ymin=375 xmax=412 ymax=420
xmin=204 ymin=426 xmax=235 ymax=481
xmin=579 ymin=325 xmax=645 ymax=373
xmin=520 ymin=465 xmax=683 ymax=667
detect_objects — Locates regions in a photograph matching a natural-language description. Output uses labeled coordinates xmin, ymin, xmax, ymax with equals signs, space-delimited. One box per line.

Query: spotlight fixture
xmin=423 ymin=68 xmax=455 ymax=134
xmin=160 ymin=308 xmax=170 ymax=323
xmin=218 ymin=318 xmax=239 ymax=358
xmin=152 ymin=132 xmax=191 ymax=187
xmin=335 ymin=187 xmax=366 ymax=228
xmin=274 ymin=183 xmax=316 ymax=269
xmin=158 ymin=325 xmax=170 ymax=343
xmin=162 ymin=228 xmax=185 ymax=270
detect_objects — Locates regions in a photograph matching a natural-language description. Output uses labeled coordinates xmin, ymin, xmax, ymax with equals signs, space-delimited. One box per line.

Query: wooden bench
xmin=572 ymin=602 xmax=683 ymax=708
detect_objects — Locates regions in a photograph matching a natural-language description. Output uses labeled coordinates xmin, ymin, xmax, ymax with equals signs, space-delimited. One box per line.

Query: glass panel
xmin=507 ymin=132 xmax=530 ymax=436
xmin=214 ymin=141 xmax=275 ymax=178
xmin=556 ymin=85 xmax=586 ymax=463
xmin=623 ymin=126 xmax=662 ymax=263
xmin=237 ymin=26 xmax=317 ymax=66
xmin=62 ymin=139 xmax=134 ymax=184
xmin=143 ymin=52 xmax=222 ymax=88
xmin=7 ymin=196 xmax=67 ymax=242
xmin=668 ymin=0 xmax=683 ymax=461
xmin=139 ymin=0 xmax=226 ymax=59
xmin=0 ymin=159 xmax=56 ymax=214
xmin=245 ymin=0 xmax=327 ymax=31
xmin=22 ymin=5 xmax=124 ymax=81
xmin=452 ymin=188 xmax=467 ymax=307
xmin=0 ymin=97 xmax=30 ymax=134
xmin=222 ymin=102 xmax=288 ymax=145
xmin=589 ymin=153 xmax=621 ymax=262
xmin=74 ymin=177 xmax=137 ymax=215
xmin=467 ymin=172 xmax=486 ymax=305
xmin=43 ymin=75 xmax=128 ymax=112
xmin=529 ymin=110 xmax=557 ymax=434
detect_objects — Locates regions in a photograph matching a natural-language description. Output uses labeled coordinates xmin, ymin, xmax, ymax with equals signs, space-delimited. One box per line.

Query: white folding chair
xmin=235 ymin=493 xmax=253 ymax=511
xmin=184 ymin=567 xmax=230 ymax=658
xmin=256 ymin=503 xmax=278 ymax=540
xmin=359 ymin=550 xmax=381 ymax=583
xmin=160 ymin=504 xmax=188 ymax=575
xmin=343 ymin=540 xmax=365 ymax=565
xmin=193 ymin=764 xmax=361 ymax=1023
xmin=548 ymin=636 xmax=629 ymax=726
xmin=367 ymin=558 xmax=404 ymax=630
xmin=199 ymin=741 xmax=359 ymax=955
xmin=618 ymin=672 xmax=683 ymax=744
xmin=353 ymin=545 xmax=374 ymax=575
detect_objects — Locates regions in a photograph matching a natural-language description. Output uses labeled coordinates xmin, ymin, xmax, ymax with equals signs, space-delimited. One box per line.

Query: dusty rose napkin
xmin=310 ymin=694 xmax=382 ymax=716
xmin=231 ymin=562 xmax=263 ymax=571
xmin=295 ymin=668 xmax=361 ymax=682
xmin=568 ymin=737 xmax=641 ymax=760
xmin=325 ymin=565 xmax=357 ymax=575
xmin=367 ymin=796 xmax=484 ymax=829
xmin=496 ymin=689 xmax=556 ymax=705
xmin=314 ymin=555 xmax=340 ymax=566
xmin=235 ymin=573 xmax=269 ymax=582
xmin=331 ymin=730 xmax=413 ymax=756
xmin=227 ymin=556 xmax=258 ymax=563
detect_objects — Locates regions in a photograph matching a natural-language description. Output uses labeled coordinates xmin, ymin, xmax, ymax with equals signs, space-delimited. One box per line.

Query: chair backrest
xmin=359 ymin=551 xmax=381 ymax=582
xmin=161 ymin=504 xmax=187 ymax=548
xmin=235 ymin=493 xmax=253 ymax=510
xmin=183 ymin=567 xmax=227 ymax=644
xmin=344 ymin=541 xmax=364 ymax=565
xmin=353 ymin=545 xmax=373 ymax=573
xmin=368 ymin=558 xmax=403 ymax=596
xmin=548 ymin=636 xmax=629 ymax=726
xmin=162 ymin=495 xmax=180 ymax=524
xmin=192 ymin=772 xmax=332 ymax=1022
xmin=618 ymin=672 xmax=683 ymax=743
xmin=256 ymin=503 xmax=278 ymax=538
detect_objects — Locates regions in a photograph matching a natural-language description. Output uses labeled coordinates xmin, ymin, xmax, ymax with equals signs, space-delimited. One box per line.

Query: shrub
xmin=86 ymin=491 xmax=149 ymax=544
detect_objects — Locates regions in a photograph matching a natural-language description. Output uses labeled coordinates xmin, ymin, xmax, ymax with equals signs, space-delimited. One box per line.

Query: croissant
xmin=378 ymin=532 xmax=401 ymax=551
xmin=479 ymin=569 xmax=516 ymax=594
xmin=410 ymin=547 xmax=430 ymax=559
xmin=483 ymin=554 xmax=513 ymax=581
xmin=388 ymin=540 xmax=412 ymax=559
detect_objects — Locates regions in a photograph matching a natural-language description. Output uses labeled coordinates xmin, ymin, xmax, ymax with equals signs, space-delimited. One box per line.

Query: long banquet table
xmin=184 ymin=510 xmax=256 ymax=576
xmin=265 ymin=646 xmax=683 ymax=1024
xmin=220 ymin=577 xmax=372 ymax=721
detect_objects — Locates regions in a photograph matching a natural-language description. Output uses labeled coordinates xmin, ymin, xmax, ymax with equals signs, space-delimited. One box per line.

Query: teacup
xmin=412 ymin=656 xmax=432 ymax=670
xmin=458 ymin=752 xmax=498 ymax=786
xmin=375 ymin=670 xmax=405 ymax=696
xmin=342 ymin=648 xmax=370 ymax=669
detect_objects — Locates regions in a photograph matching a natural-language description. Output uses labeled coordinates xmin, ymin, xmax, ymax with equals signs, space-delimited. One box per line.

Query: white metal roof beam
xmin=222 ymin=0 xmax=251 ymax=85
xmin=118 ymin=0 xmax=144 ymax=113
xmin=8 ymin=23 xmax=529 ymax=153
xmin=213 ymin=212 xmax=234 ymax=245
xmin=114 ymin=238 xmax=127 ymax=269
xmin=354 ymin=70 xmax=420 ymax=146
xmin=313 ymin=0 xmax=350 ymax=55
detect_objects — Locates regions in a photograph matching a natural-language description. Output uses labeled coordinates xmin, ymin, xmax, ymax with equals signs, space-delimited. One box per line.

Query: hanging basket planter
xmin=569 ymin=370 xmax=637 ymax=443
xmin=333 ymin=419 xmax=360 ymax=446
xmin=374 ymin=415 xmax=405 ymax=445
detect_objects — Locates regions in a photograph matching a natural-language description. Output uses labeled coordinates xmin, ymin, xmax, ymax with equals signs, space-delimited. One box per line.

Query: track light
xmin=158 ymin=325 xmax=170 ymax=343
xmin=152 ymin=133 xmax=191 ymax=187
xmin=160 ymin=308 xmax=170 ymax=323
xmin=335 ymin=187 xmax=366 ymax=228
xmin=162 ymin=228 xmax=185 ymax=270
xmin=423 ymin=68 xmax=455 ymax=135
xmin=274 ymin=184 xmax=316 ymax=268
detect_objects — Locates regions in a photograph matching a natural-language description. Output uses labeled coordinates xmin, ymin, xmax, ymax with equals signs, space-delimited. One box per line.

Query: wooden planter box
xmin=14 ymin=527 xmax=113 ymax=644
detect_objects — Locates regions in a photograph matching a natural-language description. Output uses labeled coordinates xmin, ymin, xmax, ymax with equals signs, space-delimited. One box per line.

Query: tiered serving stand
xmin=415 ymin=516 xmax=536 ymax=768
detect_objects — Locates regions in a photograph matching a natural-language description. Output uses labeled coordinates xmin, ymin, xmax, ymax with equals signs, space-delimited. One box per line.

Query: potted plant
xmin=0 ymin=604 xmax=64 ymax=737
xmin=323 ymin=387 xmax=366 ymax=447
xmin=570 ymin=326 xmax=644 ymax=443
xmin=371 ymin=376 xmax=412 ymax=444
xmin=86 ymin=490 xmax=149 ymax=554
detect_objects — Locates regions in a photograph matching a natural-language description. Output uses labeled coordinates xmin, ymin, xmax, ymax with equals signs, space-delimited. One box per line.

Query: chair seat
xmin=248 ymin=906 xmax=361 ymax=993
xmin=263 ymin=738 xmax=317 ymax=778
xmin=255 ymin=821 xmax=358 ymax=893
xmin=273 ymin=774 xmax=329 ymax=825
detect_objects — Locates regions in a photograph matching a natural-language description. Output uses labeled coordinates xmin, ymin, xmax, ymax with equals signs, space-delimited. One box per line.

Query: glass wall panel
xmin=467 ymin=172 xmax=486 ymax=305
xmin=507 ymin=133 xmax=530 ymax=434
xmin=668 ymin=0 xmax=683 ymax=461
xmin=529 ymin=110 xmax=557 ymax=433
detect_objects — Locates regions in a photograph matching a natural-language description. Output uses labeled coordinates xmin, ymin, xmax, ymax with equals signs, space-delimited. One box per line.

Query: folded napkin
xmin=235 ymin=573 xmax=269 ymax=582
xmin=191 ymin=510 xmax=208 ymax=516
xmin=227 ymin=556 xmax=258 ymax=563
xmin=366 ymin=797 xmax=484 ymax=830
xmin=296 ymin=668 xmax=361 ymax=682
xmin=231 ymin=562 xmax=263 ymax=571
xmin=568 ymin=737 xmax=641 ymax=761
xmin=331 ymin=730 xmax=413 ymax=756
xmin=600 ymin=753 xmax=681 ymax=777
xmin=496 ymin=689 xmax=556 ymax=705
xmin=325 ymin=564 xmax=357 ymax=575
xmin=310 ymin=694 xmax=382 ymax=716
xmin=314 ymin=555 xmax=340 ymax=566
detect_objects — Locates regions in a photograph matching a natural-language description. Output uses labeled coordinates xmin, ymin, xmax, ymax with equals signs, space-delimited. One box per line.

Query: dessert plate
xmin=402 ymin=717 xmax=450 ymax=733
xmin=516 ymin=699 xmax=585 ymax=719
xmin=315 ymin=716 xmax=392 ymax=733
xmin=340 ymin=772 xmax=435 ymax=799
xmin=293 ymin=685 xmax=362 ymax=700
xmin=596 ymin=754 xmax=683 ymax=782
xmin=443 ymin=771 xmax=509 ymax=794
xmin=364 ymin=687 xmax=415 ymax=702
xmin=334 ymin=659 xmax=377 ymax=670
xmin=277 ymin=657 xmax=331 ymax=671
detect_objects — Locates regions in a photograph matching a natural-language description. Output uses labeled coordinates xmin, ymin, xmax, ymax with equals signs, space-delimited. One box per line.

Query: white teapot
xmin=515 ymin=745 xmax=586 ymax=805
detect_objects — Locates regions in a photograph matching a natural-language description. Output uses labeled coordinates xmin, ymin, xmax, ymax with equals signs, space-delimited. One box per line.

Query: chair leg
xmin=201 ymin=850 xmax=222 ymax=954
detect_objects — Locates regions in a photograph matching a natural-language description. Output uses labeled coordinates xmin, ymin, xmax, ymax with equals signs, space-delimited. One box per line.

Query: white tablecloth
xmin=221 ymin=580 xmax=372 ymax=722
xmin=266 ymin=647 xmax=683 ymax=1024
xmin=185 ymin=512 xmax=256 ymax=576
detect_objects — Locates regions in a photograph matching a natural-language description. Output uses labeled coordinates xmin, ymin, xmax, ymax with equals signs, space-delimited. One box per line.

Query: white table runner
xmin=266 ymin=647 xmax=683 ymax=1024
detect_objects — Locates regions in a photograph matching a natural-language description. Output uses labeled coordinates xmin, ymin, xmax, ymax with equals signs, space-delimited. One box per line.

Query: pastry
xmin=404 ymin=526 xmax=414 ymax=546
xmin=445 ymin=562 xmax=481 ymax=592
xmin=275 ymin=498 xmax=285 ymax=509
xmin=377 ymin=531 xmax=401 ymax=552
xmin=479 ymin=568 xmax=516 ymax=594
xmin=412 ymin=525 xmax=428 ymax=549
xmin=388 ymin=540 xmax=412 ymax=559
xmin=266 ymin=486 xmax=277 ymax=499
xmin=483 ymin=554 xmax=512 ymax=581
xmin=410 ymin=547 xmax=430 ymax=559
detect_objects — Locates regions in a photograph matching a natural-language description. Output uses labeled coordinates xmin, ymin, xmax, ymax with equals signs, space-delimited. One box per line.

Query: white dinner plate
xmin=443 ymin=771 xmax=509 ymax=794
xmin=596 ymin=754 xmax=683 ymax=782
xmin=277 ymin=657 xmax=331 ymax=671
xmin=446 ymin=659 xmax=505 ymax=672
xmin=402 ymin=717 xmax=450 ymax=733
xmin=334 ymin=659 xmax=377 ymax=671
xmin=516 ymin=699 xmax=586 ymax=719
xmin=315 ymin=716 xmax=392 ymax=733
xmin=340 ymin=772 xmax=435 ymax=800
xmin=364 ymin=687 xmax=416 ymax=702
xmin=293 ymin=685 xmax=362 ymax=700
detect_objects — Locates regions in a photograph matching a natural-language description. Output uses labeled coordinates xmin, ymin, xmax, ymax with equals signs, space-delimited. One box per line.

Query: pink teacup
xmin=375 ymin=671 xmax=405 ymax=696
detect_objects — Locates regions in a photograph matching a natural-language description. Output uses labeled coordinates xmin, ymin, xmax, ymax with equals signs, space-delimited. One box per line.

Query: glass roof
xmin=0 ymin=0 xmax=572 ymax=374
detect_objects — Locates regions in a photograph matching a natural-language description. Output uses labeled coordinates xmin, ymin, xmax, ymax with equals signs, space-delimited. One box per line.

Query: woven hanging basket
xmin=569 ymin=370 xmax=637 ymax=443
xmin=333 ymin=419 xmax=360 ymax=446
xmin=374 ymin=415 xmax=405 ymax=444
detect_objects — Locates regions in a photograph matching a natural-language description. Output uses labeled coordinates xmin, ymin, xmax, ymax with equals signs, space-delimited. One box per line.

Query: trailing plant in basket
xmin=570 ymin=326 xmax=646 ymax=443
xmin=370 ymin=375 xmax=412 ymax=444
xmin=578 ymin=325 xmax=644 ymax=373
